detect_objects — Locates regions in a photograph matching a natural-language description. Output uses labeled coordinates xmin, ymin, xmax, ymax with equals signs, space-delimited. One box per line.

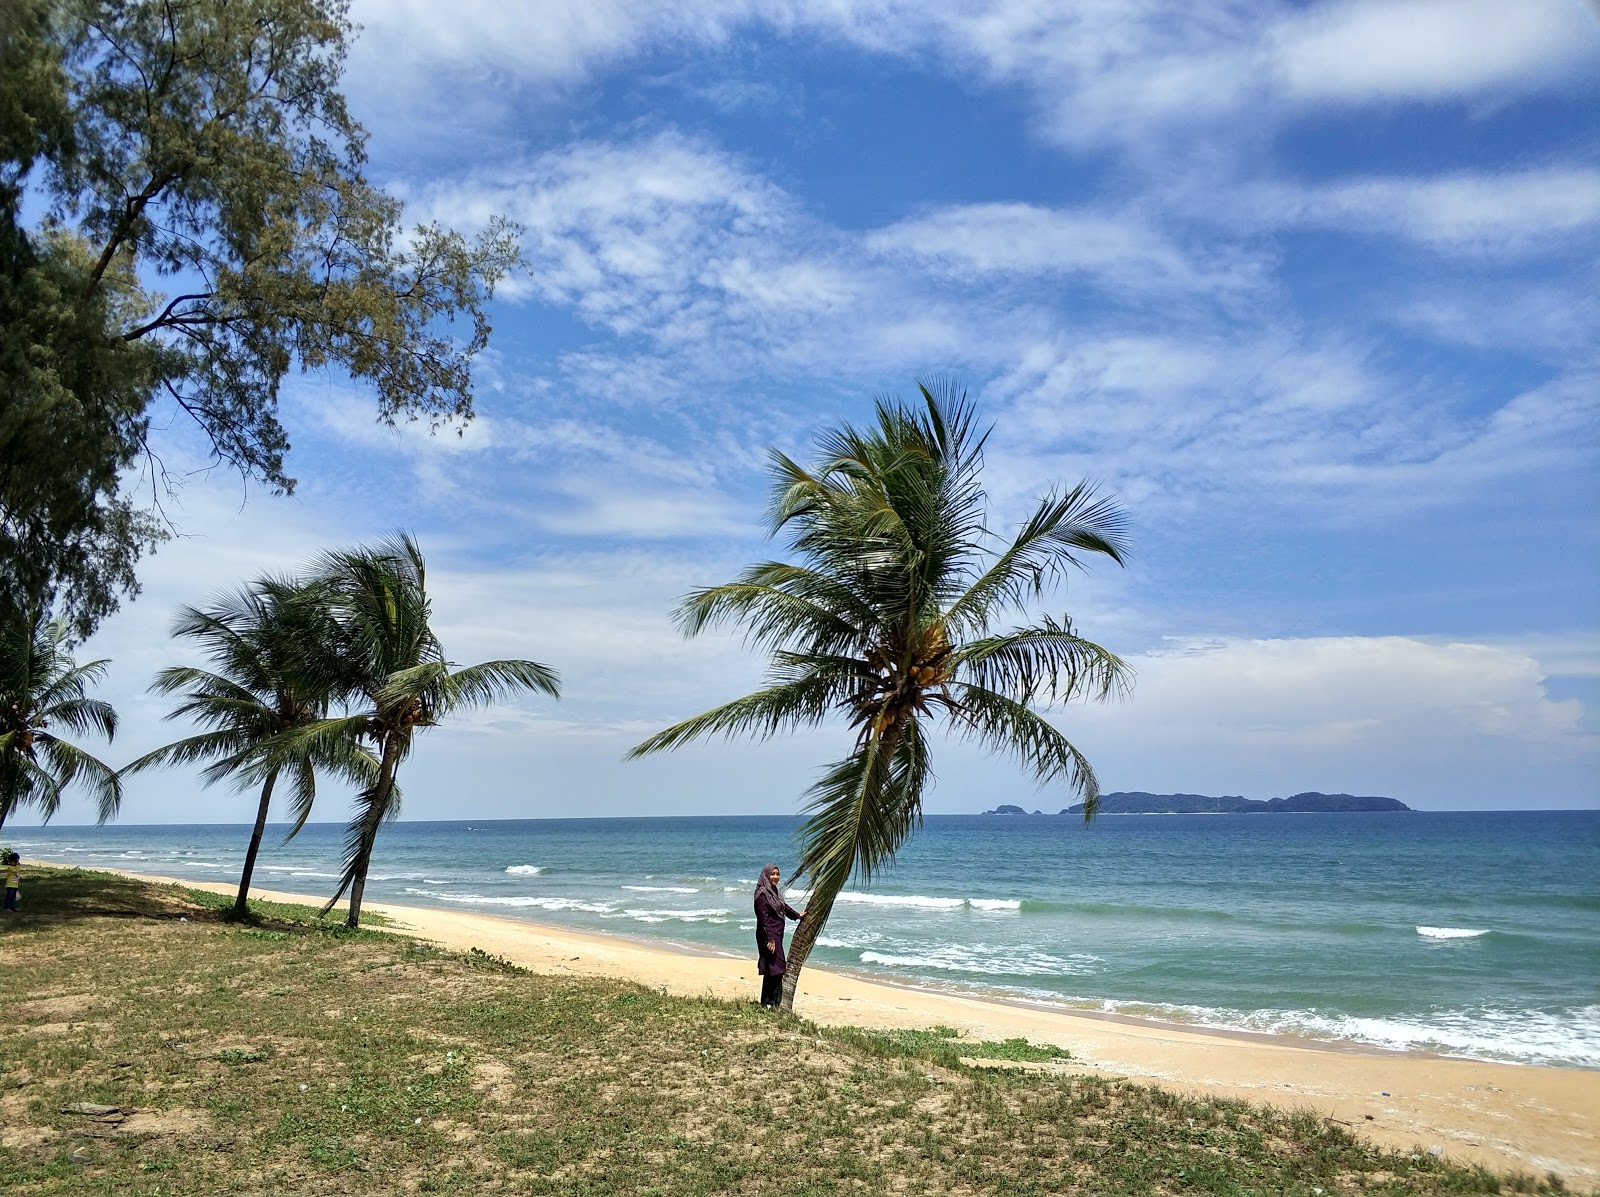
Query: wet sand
xmin=43 ymin=863 xmax=1600 ymax=1184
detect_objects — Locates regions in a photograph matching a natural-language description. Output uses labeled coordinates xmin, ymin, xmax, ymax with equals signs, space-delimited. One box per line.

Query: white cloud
xmin=1247 ymin=169 xmax=1600 ymax=255
xmin=1060 ymin=635 xmax=1598 ymax=808
xmin=866 ymin=202 xmax=1264 ymax=297
xmin=344 ymin=1 xmax=1597 ymax=165
xmin=1273 ymin=0 xmax=1597 ymax=102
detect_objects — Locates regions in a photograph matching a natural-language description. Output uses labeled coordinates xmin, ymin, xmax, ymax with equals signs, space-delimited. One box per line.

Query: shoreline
xmin=34 ymin=859 xmax=1600 ymax=1183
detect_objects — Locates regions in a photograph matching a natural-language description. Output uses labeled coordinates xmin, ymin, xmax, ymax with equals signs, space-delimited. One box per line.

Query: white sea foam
xmin=405 ymin=888 xmax=614 ymax=914
xmin=1171 ymin=1004 xmax=1600 ymax=1070
xmin=859 ymin=945 xmax=1100 ymax=977
xmin=622 ymin=885 xmax=698 ymax=894
xmin=831 ymin=891 xmax=1021 ymax=911
xmin=614 ymin=907 xmax=732 ymax=924
xmin=815 ymin=931 xmax=886 ymax=950
xmin=261 ymin=865 xmax=339 ymax=879
xmin=1417 ymin=926 xmax=1490 ymax=940
xmin=505 ymin=865 xmax=543 ymax=875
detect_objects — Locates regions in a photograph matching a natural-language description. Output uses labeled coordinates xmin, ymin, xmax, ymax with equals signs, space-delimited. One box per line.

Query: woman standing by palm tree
xmin=753 ymin=863 xmax=805 ymax=1007
xmin=631 ymin=382 xmax=1131 ymax=1010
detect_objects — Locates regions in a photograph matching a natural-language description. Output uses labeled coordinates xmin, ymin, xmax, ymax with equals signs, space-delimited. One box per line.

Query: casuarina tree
xmin=0 ymin=605 xmax=120 ymax=832
xmin=123 ymin=577 xmax=377 ymax=918
xmin=630 ymin=382 xmax=1131 ymax=1009
xmin=1 ymin=0 xmax=523 ymax=637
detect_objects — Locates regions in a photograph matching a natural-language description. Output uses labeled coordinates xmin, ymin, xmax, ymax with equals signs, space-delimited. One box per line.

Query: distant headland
xmin=982 ymin=791 xmax=1411 ymax=815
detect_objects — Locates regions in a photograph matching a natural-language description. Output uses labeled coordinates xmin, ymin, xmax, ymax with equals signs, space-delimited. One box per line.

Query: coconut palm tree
xmin=122 ymin=577 xmax=377 ymax=918
xmin=0 ymin=606 xmax=121 ymax=833
xmin=629 ymin=382 xmax=1131 ymax=1009
xmin=282 ymin=533 xmax=560 ymax=928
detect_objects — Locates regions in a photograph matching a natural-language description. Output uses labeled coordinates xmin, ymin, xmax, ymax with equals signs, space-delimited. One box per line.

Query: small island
xmin=1057 ymin=791 xmax=1411 ymax=815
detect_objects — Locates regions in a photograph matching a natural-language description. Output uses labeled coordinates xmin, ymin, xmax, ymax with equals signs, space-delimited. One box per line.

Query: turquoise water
xmin=12 ymin=811 xmax=1598 ymax=1068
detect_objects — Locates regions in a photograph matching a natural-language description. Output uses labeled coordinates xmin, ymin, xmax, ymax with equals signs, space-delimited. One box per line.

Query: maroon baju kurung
xmin=755 ymin=887 xmax=802 ymax=976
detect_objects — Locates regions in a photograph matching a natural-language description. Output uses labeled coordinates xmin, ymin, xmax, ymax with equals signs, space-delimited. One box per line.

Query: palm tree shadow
xmin=0 ymin=867 xmax=340 ymax=936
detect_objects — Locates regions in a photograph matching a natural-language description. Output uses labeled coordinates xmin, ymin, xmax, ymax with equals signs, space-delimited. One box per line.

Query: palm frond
xmin=675 ymin=565 xmax=873 ymax=651
xmin=39 ymin=695 xmax=118 ymax=740
xmin=626 ymin=674 xmax=847 ymax=758
xmin=944 ymin=482 xmax=1129 ymax=636
xmin=945 ymin=682 xmax=1101 ymax=817
xmin=37 ymin=734 xmax=122 ymax=822
xmin=121 ymin=730 xmax=254 ymax=778
xmin=0 ymin=752 xmax=63 ymax=821
xmin=379 ymin=658 xmax=562 ymax=714
xmin=953 ymin=618 xmax=1132 ymax=704
xmin=794 ymin=717 xmax=931 ymax=903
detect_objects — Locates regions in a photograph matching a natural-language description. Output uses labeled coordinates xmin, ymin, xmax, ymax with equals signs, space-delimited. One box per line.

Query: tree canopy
xmin=0 ymin=0 xmax=522 ymax=637
xmin=630 ymin=382 xmax=1131 ymax=1007
xmin=0 ymin=604 xmax=120 ymax=831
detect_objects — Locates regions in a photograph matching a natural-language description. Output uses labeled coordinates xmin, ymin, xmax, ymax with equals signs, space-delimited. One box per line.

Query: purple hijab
xmin=754 ymin=863 xmax=782 ymax=912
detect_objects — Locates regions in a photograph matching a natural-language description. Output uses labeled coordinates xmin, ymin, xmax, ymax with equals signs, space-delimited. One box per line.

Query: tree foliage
xmin=122 ymin=574 xmax=376 ymax=917
xmin=0 ymin=603 xmax=120 ymax=831
xmin=268 ymin=533 xmax=561 ymax=928
xmin=1 ymin=0 xmax=523 ymax=637
xmin=630 ymin=382 xmax=1132 ymax=1008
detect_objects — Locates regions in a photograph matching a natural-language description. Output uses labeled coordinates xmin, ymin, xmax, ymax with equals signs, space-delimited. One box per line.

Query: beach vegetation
xmin=0 ymin=606 xmax=119 ymax=833
xmin=630 ymin=381 xmax=1130 ymax=1008
xmin=0 ymin=0 xmax=522 ymax=638
xmin=273 ymin=533 xmax=561 ymax=928
xmin=0 ymin=866 xmax=1577 ymax=1196
xmin=120 ymin=576 xmax=378 ymax=919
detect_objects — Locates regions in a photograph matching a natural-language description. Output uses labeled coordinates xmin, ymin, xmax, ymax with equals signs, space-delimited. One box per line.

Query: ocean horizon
xmin=10 ymin=810 xmax=1598 ymax=1071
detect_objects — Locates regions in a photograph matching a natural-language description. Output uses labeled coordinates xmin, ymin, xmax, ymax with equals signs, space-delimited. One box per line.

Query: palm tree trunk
xmin=232 ymin=771 xmax=278 ymax=919
xmin=781 ymin=724 xmax=903 ymax=1012
xmin=346 ymin=735 xmax=402 ymax=929
xmin=779 ymin=890 xmax=835 ymax=1011
xmin=344 ymin=817 xmax=382 ymax=929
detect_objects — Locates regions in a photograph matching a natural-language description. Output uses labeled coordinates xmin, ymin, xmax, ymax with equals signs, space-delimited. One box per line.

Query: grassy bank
xmin=0 ymin=869 xmax=1579 ymax=1196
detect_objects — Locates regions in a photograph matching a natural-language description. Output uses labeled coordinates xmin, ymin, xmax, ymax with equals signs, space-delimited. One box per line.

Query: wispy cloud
xmin=1242 ymin=169 xmax=1600 ymax=256
xmin=356 ymin=1 xmax=1595 ymax=154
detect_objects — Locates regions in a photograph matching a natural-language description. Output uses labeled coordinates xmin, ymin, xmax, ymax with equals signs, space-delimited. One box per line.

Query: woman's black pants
xmin=760 ymin=975 xmax=783 ymax=1007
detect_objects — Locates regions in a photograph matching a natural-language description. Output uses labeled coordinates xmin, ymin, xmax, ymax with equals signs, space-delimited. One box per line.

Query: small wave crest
xmin=505 ymin=865 xmax=543 ymax=875
xmin=622 ymin=885 xmax=698 ymax=894
xmin=1224 ymin=1004 xmax=1600 ymax=1069
xmin=832 ymin=892 xmax=1021 ymax=911
xmin=859 ymin=944 xmax=1100 ymax=977
xmin=1417 ymin=926 xmax=1490 ymax=940
xmin=405 ymin=888 xmax=614 ymax=914
xmin=613 ymin=907 xmax=731 ymax=924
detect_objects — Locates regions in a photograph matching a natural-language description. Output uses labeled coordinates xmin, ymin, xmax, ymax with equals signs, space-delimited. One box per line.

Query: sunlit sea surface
xmin=13 ymin=811 xmax=1598 ymax=1069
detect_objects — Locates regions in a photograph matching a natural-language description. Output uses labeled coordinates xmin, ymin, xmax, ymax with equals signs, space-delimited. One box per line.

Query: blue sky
xmin=32 ymin=0 xmax=1600 ymax=824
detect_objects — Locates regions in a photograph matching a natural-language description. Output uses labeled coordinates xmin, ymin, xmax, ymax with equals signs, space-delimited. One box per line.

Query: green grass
xmin=0 ymin=867 xmax=1584 ymax=1197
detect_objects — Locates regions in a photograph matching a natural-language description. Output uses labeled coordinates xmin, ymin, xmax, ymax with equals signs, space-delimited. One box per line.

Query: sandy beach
xmin=45 ymin=862 xmax=1600 ymax=1185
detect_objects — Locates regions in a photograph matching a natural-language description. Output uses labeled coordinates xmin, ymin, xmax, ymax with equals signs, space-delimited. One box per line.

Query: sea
xmin=9 ymin=811 xmax=1598 ymax=1070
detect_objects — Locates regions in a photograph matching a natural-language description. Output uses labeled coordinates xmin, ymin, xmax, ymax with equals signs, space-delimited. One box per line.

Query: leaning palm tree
xmin=630 ymin=382 xmax=1131 ymax=1009
xmin=283 ymin=533 xmax=561 ymax=928
xmin=0 ymin=606 xmax=121 ymax=833
xmin=122 ymin=577 xmax=377 ymax=918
